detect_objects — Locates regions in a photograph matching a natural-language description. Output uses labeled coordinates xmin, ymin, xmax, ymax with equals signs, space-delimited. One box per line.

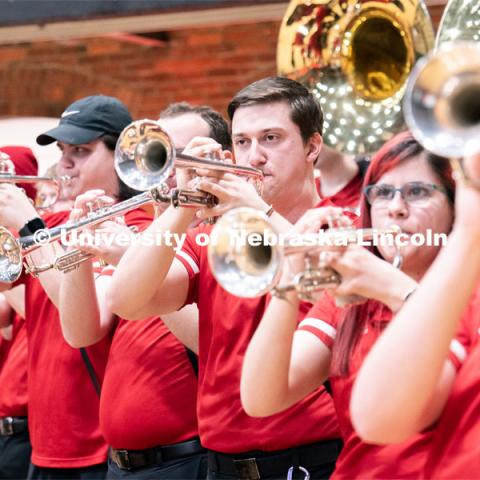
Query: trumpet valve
xmin=294 ymin=267 xmax=341 ymax=301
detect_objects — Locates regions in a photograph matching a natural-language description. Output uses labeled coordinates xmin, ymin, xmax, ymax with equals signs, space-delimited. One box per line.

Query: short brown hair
xmin=160 ymin=102 xmax=231 ymax=150
xmin=227 ymin=76 xmax=323 ymax=143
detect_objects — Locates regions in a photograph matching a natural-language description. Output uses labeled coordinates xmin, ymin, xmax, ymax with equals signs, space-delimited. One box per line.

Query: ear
xmin=305 ymin=132 xmax=322 ymax=166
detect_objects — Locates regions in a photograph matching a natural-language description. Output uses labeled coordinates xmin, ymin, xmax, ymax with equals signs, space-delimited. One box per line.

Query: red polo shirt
xmin=14 ymin=211 xmax=110 ymax=468
xmin=422 ymin=294 xmax=480 ymax=479
xmin=99 ymin=316 xmax=199 ymax=449
xmin=93 ymin=211 xmax=199 ymax=450
xmin=0 ymin=333 xmax=11 ymax=373
xmin=14 ymin=208 xmax=152 ymax=468
xmin=316 ymin=172 xmax=363 ymax=210
xmin=300 ymin=292 xmax=472 ymax=479
xmin=175 ymin=222 xmax=340 ymax=454
xmin=0 ymin=314 xmax=28 ymax=418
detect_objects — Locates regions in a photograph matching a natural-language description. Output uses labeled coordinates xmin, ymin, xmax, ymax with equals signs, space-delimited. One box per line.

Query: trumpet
xmin=114 ymin=119 xmax=263 ymax=193
xmin=403 ymin=42 xmax=480 ymax=158
xmin=403 ymin=42 xmax=480 ymax=185
xmin=0 ymin=152 xmax=70 ymax=209
xmin=0 ymin=120 xmax=263 ymax=282
xmin=207 ymin=208 xmax=400 ymax=300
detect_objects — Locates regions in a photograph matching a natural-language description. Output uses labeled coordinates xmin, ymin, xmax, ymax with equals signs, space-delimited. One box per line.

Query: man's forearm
xmin=109 ymin=205 xmax=195 ymax=318
xmin=59 ymin=262 xmax=102 ymax=347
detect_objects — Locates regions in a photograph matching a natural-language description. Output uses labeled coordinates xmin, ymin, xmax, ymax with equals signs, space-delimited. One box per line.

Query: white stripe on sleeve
xmin=449 ymin=338 xmax=467 ymax=364
xmin=176 ymin=250 xmax=200 ymax=274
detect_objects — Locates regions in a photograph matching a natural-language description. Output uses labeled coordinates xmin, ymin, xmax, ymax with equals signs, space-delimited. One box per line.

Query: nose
xmin=246 ymin=139 xmax=267 ymax=169
xmin=387 ymin=190 xmax=409 ymax=219
xmin=58 ymin=151 xmax=75 ymax=172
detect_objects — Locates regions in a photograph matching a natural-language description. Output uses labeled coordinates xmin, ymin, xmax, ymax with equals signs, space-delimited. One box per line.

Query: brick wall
xmin=0 ymin=4 xmax=446 ymax=120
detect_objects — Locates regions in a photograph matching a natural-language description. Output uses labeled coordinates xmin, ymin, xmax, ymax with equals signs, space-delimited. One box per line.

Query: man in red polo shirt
xmin=109 ymin=77 xmax=342 ymax=479
xmin=0 ymin=96 xmax=140 ymax=480
xmin=56 ymin=102 xmax=232 ymax=479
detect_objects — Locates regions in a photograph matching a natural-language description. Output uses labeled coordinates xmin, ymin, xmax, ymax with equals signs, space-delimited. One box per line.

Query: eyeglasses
xmin=364 ymin=182 xmax=447 ymax=206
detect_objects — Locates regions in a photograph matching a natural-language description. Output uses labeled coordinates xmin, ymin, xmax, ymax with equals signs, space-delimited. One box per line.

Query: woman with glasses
xmin=240 ymin=131 xmax=475 ymax=479
xmin=350 ymin=154 xmax=480 ymax=478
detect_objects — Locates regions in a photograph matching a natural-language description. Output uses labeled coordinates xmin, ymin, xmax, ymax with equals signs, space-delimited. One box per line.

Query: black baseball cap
xmin=36 ymin=95 xmax=133 ymax=146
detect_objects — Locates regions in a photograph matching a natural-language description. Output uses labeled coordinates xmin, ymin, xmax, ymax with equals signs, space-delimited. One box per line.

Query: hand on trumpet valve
xmin=325 ymin=244 xmax=416 ymax=310
xmin=176 ymin=137 xmax=232 ymax=193
xmin=193 ymin=173 xmax=266 ymax=221
xmin=64 ymin=190 xmax=133 ymax=267
xmin=278 ymin=207 xmax=353 ymax=294
xmin=293 ymin=206 xmax=353 ymax=235
xmin=69 ymin=189 xmax=115 ymax=222
xmin=64 ymin=219 xmax=134 ymax=268
xmin=182 ymin=136 xmax=231 ymax=163
xmin=0 ymin=183 xmax=38 ymax=231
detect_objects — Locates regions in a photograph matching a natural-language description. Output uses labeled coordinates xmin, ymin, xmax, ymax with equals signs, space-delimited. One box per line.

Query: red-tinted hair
xmin=330 ymin=131 xmax=455 ymax=376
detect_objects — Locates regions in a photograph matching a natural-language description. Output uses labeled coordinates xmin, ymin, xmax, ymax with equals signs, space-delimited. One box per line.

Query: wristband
xmin=18 ymin=217 xmax=46 ymax=237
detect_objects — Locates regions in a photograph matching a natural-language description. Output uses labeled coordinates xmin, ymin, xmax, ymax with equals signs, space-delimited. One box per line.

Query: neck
xmin=316 ymin=147 xmax=359 ymax=198
xmin=273 ymin=173 xmax=320 ymax=223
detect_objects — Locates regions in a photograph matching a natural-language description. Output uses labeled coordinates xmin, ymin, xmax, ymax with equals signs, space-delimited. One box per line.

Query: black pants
xmin=207 ymin=439 xmax=342 ymax=480
xmin=106 ymin=453 xmax=207 ymax=479
xmin=0 ymin=430 xmax=32 ymax=479
xmin=27 ymin=463 xmax=107 ymax=480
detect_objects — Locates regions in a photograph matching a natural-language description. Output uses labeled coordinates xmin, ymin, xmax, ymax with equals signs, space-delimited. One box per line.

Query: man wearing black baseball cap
xmin=0 ymin=94 xmax=141 ymax=480
xmin=37 ymin=95 xmax=132 ymax=147
xmin=36 ymin=95 xmax=137 ymax=204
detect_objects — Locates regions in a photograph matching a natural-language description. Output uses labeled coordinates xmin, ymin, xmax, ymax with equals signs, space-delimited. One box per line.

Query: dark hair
xmin=159 ymin=102 xmax=231 ymax=150
xmin=101 ymin=134 xmax=141 ymax=201
xmin=330 ymin=131 xmax=455 ymax=376
xmin=227 ymin=76 xmax=323 ymax=143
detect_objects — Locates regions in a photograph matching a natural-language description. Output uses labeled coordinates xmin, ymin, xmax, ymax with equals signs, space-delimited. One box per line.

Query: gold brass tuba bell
xmin=277 ymin=0 xmax=434 ymax=153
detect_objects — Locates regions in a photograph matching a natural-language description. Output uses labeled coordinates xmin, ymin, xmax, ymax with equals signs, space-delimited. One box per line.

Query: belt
xmin=208 ymin=439 xmax=342 ymax=480
xmin=0 ymin=416 xmax=28 ymax=436
xmin=110 ymin=437 xmax=205 ymax=471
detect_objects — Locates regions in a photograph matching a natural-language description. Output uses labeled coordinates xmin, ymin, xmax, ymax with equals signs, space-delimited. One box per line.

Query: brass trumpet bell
xmin=277 ymin=0 xmax=434 ymax=153
xmin=403 ymin=42 xmax=480 ymax=158
xmin=114 ymin=120 xmax=174 ymax=191
xmin=0 ymin=227 xmax=22 ymax=283
xmin=208 ymin=208 xmax=283 ymax=298
xmin=403 ymin=0 xmax=480 ymax=161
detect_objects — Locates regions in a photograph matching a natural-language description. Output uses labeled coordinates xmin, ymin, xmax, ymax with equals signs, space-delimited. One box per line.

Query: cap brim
xmin=36 ymin=124 xmax=103 ymax=146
